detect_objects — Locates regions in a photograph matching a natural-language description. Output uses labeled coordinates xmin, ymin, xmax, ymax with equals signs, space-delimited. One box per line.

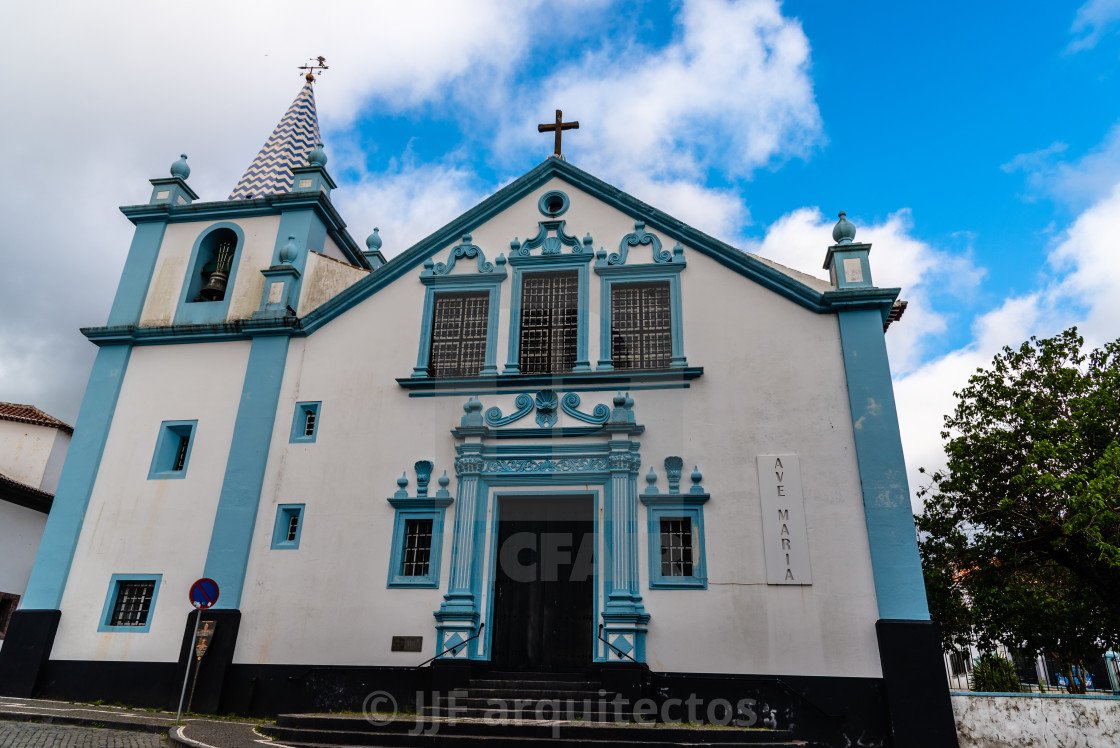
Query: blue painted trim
xmin=559 ymin=392 xmax=609 ymax=424
xmin=173 ymin=223 xmax=246 ymax=326
xmin=837 ymin=308 xmax=930 ymax=620
xmin=537 ymin=190 xmax=570 ymax=217
xmin=595 ymin=262 xmax=687 ymax=369
xmin=640 ymin=494 xmax=710 ymax=589
xmin=147 ymin=420 xmax=197 ymax=479
xmin=504 ymin=255 xmax=593 ymax=374
xmin=289 ymin=401 xmax=321 ymax=443
xmin=950 ymin=692 xmax=1120 ymax=700
xmin=484 ymin=393 xmax=534 ymax=427
xmin=22 ymin=344 xmax=131 ymax=610
xmin=202 ymin=334 xmax=290 ymax=609
xmin=386 ymin=498 xmax=452 ymax=588
xmin=120 ymin=189 xmax=371 ymax=270
xmin=97 ymin=573 xmax=162 ymax=633
xmin=107 ymin=222 xmax=168 ymax=326
xmin=270 ymin=504 xmax=305 ymax=550
xmin=413 ymin=271 xmax=505 ymax=379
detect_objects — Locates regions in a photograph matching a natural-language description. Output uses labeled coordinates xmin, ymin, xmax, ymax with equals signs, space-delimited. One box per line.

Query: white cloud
xmin=750 ymin=207 xmax=984 ymax=376
xmin=1069 ymin=0 xmax=1120 ymax=52
xmin=1002 ymin=125 xmax=1120 ymax=210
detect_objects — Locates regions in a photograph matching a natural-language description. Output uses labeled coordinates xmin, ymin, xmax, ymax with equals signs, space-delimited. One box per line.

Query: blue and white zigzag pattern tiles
xmin=229 ymin=81 xmax=321 ymax=200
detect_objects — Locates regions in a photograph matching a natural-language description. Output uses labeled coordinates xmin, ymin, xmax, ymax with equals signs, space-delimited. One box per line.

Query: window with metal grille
xmin=519 ymin=271 xmax=578 ymax=374
xmin=429 ymin=293 xmax=489 ymax=378
xmin=659 ymin=517 xmax=694 ymax=577
xmin=401 ymin=518 xmax=434 ymax=577
xmin=286 ymin=513 xmax=300 ymax=542
xmin=109 ymin=581 xmax=156 ymax=627
xmin=303 ymin=410 xmax=316 ymax=437
xmin=173 ymin=435 xmax=190 ymax=471
xmin=611 ymin=282 xmax=672 ymax=369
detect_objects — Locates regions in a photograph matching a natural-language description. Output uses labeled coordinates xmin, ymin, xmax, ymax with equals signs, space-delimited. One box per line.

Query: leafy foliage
xmin=970 ymin=654 xmax=1021 ymax=693
xmin=916 ymin=328 xmax=1120 ymax=693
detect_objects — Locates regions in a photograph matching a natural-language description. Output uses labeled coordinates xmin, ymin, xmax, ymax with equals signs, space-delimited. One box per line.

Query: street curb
xmin=0 ymin=708 xmax=170 ymax=734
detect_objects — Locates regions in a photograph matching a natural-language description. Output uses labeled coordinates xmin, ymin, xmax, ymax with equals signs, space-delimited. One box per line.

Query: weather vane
xmin=299 ymin=56 xmax=329 ymax=83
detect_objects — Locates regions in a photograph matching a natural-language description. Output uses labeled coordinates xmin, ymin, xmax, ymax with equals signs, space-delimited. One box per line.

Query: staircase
xmin=257 ymin=671 xmax=807 ymax=747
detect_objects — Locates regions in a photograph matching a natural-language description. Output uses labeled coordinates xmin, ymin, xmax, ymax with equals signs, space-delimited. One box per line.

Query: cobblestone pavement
xmin=0 ymin=720 xmax=165 ymax=747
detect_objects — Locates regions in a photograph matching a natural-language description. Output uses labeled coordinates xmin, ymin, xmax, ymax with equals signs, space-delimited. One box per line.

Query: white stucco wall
xmin=52 ymin=341 xmax=251 ymax=662
xmin=0 ymin=500 xmax=48 ymax=598
xmin=297 ymin=251 xmax=369 ymax=316
xmin=953 ymin=693 xmax=1120 ymax=747
xmin=139 ymin=215 xmax=281 ymax=326
xmin=0 ymin=421 xmax=63 ymax=490
xmin=230 ymin=177 xmax=882 ymax=678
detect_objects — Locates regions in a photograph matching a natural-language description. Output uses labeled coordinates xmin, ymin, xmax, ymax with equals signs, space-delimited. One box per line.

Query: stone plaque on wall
xmin=391 ymin=636 xmax=423 ymax=652
xmin=757 ymin=454 xmax=812 ymax=585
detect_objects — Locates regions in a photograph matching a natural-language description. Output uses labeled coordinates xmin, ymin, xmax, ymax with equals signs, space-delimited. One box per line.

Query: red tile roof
xmin=0 ymin=402 xmax=73 ymax=435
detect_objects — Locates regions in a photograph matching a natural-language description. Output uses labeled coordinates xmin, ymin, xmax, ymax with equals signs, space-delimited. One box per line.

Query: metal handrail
xmin=414 ymin=624 xmax=484 ymax=669
xmin=598 ymin=624 xmax=651 ymax=671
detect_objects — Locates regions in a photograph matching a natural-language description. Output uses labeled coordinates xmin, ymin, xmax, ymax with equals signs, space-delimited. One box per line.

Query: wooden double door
xmin=489 ymin=497 xmax=594 ymax=672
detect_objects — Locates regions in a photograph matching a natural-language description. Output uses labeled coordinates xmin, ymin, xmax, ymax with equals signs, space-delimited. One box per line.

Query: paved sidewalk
xmin=0 ymin=720 xmax=166 ymax=747
xmin=0 ymin=697 xmax=271 ymax=748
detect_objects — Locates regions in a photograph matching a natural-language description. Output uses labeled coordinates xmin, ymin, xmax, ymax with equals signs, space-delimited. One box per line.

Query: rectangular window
xmin=0 ymin=592 xmax=19 ymax=640
xmin=148 ymin=421 xmax=197 ymax=479
xmin=519 ymin=271 xmax=578 ymax=374
xmin=271 ymin=504 xmax=305 ymax=549
xmin=429 ymin=292 xmax=489 ymax=378
xmin=98 ymin=574 xmax=162 ymax=633
xmin=611 ymin=282 xmax=672 ymax=370
xmin=110 ymin=581 xmax=155 ymax=626
xmin=401 ymin=518 xmax=434 ymax=577
xmin=660 ymin=517 xmax=694 ymax=577
xmin=290 ymin=402 xmax=321 ymax=443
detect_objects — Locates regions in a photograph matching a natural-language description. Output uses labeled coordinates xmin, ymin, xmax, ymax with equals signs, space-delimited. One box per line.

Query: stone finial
xmin=366 ymin=227 xmax=382 ymax=252
xmin=645 ymin=466 xmax=659 ymax=495
xmin=435 ymin=471 xmax=451 ymax=499
xmin=170 ymin=154 xmax=190 ymax=180
xmin=832 ymin=211 xmax=856 ymax=245
xmin=279 ymin=235 xmax=299 ymax=264
xmin=394 ymin=471 xmax=409 ymax=499
xmin=308 ymin=142 xmax=327 ymax=167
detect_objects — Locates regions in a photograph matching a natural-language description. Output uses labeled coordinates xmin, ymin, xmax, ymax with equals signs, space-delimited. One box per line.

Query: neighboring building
xmin=0 ymin=403 xmax=72 ymax=648
xmin=0 ymin=77 xmax=956 ymax=746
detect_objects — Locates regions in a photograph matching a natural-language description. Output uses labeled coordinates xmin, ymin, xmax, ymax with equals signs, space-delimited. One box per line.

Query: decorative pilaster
xmin=601 ymin=393 xmax=648 ymax=661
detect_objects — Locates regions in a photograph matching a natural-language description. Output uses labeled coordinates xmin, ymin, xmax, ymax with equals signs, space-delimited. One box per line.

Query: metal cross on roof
xmin=538 ymin=109 xmax=579 ymax=158
xmin=298 ymin=56 xmax=329 ymax=83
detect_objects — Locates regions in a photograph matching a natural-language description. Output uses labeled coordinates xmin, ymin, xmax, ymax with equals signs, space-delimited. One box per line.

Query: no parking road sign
xmin=189 ymin=578 xmax=219 ymax=609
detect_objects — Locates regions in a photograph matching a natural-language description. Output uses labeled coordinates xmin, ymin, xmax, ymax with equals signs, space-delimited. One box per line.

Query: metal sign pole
xmin=176 ymin=609 xmax=201 ymax=724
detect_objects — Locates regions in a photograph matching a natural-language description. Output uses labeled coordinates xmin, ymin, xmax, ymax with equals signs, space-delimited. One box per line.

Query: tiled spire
xmin=228 ymin=80 xmax=321 ymax=200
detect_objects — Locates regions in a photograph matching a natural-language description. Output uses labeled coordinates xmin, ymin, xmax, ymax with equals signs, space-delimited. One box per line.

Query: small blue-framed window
xmin=641 ymin=497 xmax=708 ymax=589
xmin=290 ymin=402 xmax=321 ymax=443
xmin=271 ymin=504 xmax=305 ymax=549
xmin=98 ymin=574 xmax=162 ymax=633
xmin=387 ymin=503 xmax=451 ymax=588
xmin=148 ymin=420 xmax=197 ymax=479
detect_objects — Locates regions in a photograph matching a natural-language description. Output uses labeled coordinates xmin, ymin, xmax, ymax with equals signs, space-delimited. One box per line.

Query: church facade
xmin=0 ymin=79 xmax=956 ymax=746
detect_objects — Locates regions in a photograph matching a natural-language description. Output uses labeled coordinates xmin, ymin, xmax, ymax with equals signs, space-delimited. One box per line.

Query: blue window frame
xmin=271 ymin=504 xmax=305 ymax=549
xmin=641 ymin=496 xmax=709 ymax=589
xmin=387 ymin=499 xmax=452 ymax=588
xmin=505 ymin=254 xmax=592 ymax=374
xmin=98 ymin=574 xmax=162 ymax=633
xmin=596 ymin=263 xmax=687 ymax=371
xmin=290 ymin=401 xmax=321 ymax=443
xmin=148 ymin=420 xmax=197 ymax=479
xmin=412 ymin=275 xmax=504 ymax=380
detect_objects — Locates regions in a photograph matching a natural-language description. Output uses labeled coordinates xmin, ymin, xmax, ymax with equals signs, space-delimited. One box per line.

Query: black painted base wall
xmin=0 ymin=609 xmax=60 ymax=697
xmin=877 ymin=619 xmax=960 ymax=748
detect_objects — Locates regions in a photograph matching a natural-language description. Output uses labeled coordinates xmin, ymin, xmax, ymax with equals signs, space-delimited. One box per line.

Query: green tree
xmin=916 ymin=328 xmax=1120 ymax=694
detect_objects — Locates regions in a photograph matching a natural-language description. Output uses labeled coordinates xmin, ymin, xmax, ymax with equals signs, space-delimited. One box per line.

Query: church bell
xmin=200 ymin=241 xmax=235 ymax=301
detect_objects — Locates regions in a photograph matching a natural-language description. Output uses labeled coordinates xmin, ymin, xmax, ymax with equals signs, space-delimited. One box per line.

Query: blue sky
xmin=3 ymin=0 xmax=1119 ymax=506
